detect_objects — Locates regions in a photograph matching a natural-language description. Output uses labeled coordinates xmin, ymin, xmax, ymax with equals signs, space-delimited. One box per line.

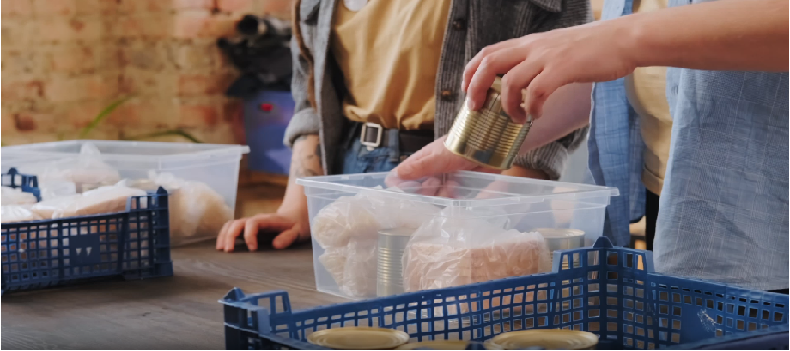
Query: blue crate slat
xmin=220 ymin=237 xmax=789 ymax=350
xmin=2 ymin=168 xmax=41 ymax=201
xmin=1 ymin=169 xmax=173 ymax=294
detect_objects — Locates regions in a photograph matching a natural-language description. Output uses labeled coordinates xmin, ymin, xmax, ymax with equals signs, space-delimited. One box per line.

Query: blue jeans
xmin=338 ymin=129 xmax=414 ymax=174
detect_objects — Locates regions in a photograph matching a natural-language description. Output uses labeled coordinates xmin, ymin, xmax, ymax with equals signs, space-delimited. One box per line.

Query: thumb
xmin=272 ymin=226 xmax=301 ymax=249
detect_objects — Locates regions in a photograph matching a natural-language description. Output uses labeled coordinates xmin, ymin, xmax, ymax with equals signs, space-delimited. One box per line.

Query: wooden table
xmin=1 ymin=242 xmax=346 ymax=350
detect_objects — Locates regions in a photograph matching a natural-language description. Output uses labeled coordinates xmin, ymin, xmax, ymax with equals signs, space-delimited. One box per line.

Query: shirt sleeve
xmin=283 ymin=32 xmax=321 ymax=148
xmin=512 ymin=0 xmax=593 ymax=179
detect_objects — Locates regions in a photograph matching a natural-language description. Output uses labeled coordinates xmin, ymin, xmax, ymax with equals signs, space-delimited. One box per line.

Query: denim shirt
xmin=590 ymin=0 xmax=789 ymax=289
xmin=589 ymin=0 xmax=645 ymax=248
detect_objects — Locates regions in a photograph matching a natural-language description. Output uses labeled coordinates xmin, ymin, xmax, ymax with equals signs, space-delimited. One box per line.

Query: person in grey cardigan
xmin=216 ymin=0 xmax=594 ymax=252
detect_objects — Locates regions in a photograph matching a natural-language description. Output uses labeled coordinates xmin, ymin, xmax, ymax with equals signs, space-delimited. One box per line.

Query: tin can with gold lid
xmin=483 ymin=330 xmax=599 ymax=350
xmin=307 ymin=327 xmax=411 ymax=349
xmin=444 ymin=76 xmax=533 ymax=170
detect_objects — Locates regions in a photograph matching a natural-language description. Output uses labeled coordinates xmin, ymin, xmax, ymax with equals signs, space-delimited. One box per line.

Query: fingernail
xmin=467 ymin=100 xmax=478 ymax=111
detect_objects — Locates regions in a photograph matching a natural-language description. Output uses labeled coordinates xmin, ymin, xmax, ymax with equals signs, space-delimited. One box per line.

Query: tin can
xmin=377 ymin=228 xmax=414 ymax=297
xmin=444 ymin=77 xmax=533 ymax=170
xmin=536 ymin=228 xmax=586 ymax=269
xmin=307 ymin=327 xmax=410 ymax=350
xmin=396 ymin=340 xmax=470 ymax=350
xmin=483 ymin=330 xmax=599 ymax=350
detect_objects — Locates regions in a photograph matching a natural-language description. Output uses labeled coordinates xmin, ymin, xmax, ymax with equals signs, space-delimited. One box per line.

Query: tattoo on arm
xmin=290 ymin=135 xmax=324 ymax=179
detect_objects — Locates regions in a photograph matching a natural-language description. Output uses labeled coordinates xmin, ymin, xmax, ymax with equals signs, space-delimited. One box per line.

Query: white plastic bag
xmin=311 ymin=194 xmax=380 ymax=249
xmin=28 ymin=143 xmax=121 ymax=193
xmin=39 ymin=180 xmax=77 ymax=200
xmin=148 ymin=172 xmax=233 ymax=246
xmin=30 ymin=195 xmax=81 ymax=219
xmin=2 ymin=205 xmax=43 ymax=223
xmin=1 ymin=187 xmax=38 ymax=205
xmin=311 ymin=187 xmax=440 ymax=249
xmin=402 ymin=207 xmax=551 ymax=293
xmin=52 ymin=185 xmax=146 ymax=218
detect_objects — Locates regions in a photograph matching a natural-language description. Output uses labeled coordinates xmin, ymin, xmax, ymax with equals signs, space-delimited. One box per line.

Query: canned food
xmin=377 ymin=228 xmax=415 ymax=297
xmin=483 ymin=330 xmax=598 ymax=350
xmin=307 ymin=327 xmax=411 ymax=350
xmin=396 ymin=340 xmax=469 ymax=350
xmin=444 ymin=77 xmax=533 ymax=170
xmin=535 ymin=228 xmax=586 ymax=269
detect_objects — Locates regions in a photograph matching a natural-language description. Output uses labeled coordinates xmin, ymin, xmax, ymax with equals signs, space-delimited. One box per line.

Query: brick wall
xmin=1 ymin=0 xmax=291 ymax=146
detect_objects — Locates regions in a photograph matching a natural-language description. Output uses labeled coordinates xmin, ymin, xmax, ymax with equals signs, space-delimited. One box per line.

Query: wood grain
xmin=1 ymin=242 xmax=348 ymax=350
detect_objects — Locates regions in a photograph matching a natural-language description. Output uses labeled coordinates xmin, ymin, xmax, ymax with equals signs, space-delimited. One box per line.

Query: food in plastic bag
xmin=311 ymin=195 xmax=380 ymax=249
xmin=30 ymin=195 xmax=81 ymax=219
xmin=402 ymin=207 xmax=551 ymax=293
xmin=2 ymin=205 xmax=43 ymax=223
xmin=39 ymin=180 xmax=77 ymax=200
xmin=148 ymin=172 xmax=233 ymax=246
xmin=319 ymin=247 xmax=348 ymax=286
xmin=312 ymin=187 xmax=441 ymax=298
xmin=32 ymin=143 xmax=121 ymax=193
xmin=318 ymin=237 xmax=378 ymax=298
xmin=1 ymin=187 xmax=38 ymax=205
xmin=311 ymin=188 xmax=440 ymax=249
xmin=340 ymin=237 xmax=378 ymax=297
xmin=52 ymin=185 xmax=147 ymax=218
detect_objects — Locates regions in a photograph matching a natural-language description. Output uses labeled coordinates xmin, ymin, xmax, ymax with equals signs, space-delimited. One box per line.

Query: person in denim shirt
xmin=396 ymin=0 xmax=788 ymax=292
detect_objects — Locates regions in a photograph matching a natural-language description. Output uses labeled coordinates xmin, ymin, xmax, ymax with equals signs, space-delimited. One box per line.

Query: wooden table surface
xmin=1 ymin=241 xmax=346 ymax=350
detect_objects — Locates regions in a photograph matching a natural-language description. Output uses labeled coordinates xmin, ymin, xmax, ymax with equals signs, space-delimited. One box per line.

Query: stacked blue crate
xmin=220 ymin=237 xmax=788 ymax=350
xmin=1 ymin=168 xmax=173 ymax=294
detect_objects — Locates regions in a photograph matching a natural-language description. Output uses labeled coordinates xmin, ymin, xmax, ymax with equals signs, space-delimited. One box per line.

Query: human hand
xmin=462 ymin=20 xmax=637 ymax=122
xmin=393 ymin=136 xmax=500 ymax=182
xmin=216 ymin=206 xmax=310 ymax=252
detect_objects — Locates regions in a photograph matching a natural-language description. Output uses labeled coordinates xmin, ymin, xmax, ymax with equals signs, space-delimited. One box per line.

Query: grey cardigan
xmin=285 ymin=0 xmax=592 ymax=179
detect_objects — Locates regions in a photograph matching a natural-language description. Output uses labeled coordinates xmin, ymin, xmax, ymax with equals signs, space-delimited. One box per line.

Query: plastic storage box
xmin=220 ymin=237 xmax=789 ymax=350
xmin=1 ymin=169 xmax=173 ymax=293
xmin=297 ymin=171 xmax=619 ymax=299
xmin=1 ymin=140 xmax=250 ymax=211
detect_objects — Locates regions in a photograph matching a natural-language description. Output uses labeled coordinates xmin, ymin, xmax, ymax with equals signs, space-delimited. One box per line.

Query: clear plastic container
xmin=1 ymin=140 xmax=250 ymax=211
xmin=297 ymin=171 xmax=619 ymax=300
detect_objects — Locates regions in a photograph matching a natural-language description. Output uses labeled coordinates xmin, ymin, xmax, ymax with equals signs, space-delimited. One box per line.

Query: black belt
xmin=356 ymin=122 xmax=434 ymax=154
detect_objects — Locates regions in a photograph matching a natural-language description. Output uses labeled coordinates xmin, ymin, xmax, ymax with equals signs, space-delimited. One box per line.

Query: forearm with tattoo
xmin=277 ymin=134 xmax=324 ymax=215
xmin=290 ymin=134 xmax=324 ymax=180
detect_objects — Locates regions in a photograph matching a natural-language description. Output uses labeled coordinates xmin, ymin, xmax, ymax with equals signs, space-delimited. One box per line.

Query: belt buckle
xmin=360 ymin=122 xmax=383 ymax=150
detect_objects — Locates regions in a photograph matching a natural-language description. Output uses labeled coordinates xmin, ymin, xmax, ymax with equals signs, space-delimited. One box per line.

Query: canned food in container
xmin=377 ymin=228 xmax=415 ymax=297
xmin=536 ymin=228 xmax=586 ymax=269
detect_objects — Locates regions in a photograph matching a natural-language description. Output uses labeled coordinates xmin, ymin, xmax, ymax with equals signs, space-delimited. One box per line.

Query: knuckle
xmin=479 ymin=55 xmax=497 ymax=70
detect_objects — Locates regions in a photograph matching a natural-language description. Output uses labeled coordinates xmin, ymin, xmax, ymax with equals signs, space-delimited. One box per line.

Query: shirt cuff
xmin=512 ymin=142 xmax=570 ymax=180
xmin=283 ymin=108 xmax=320 ymax=148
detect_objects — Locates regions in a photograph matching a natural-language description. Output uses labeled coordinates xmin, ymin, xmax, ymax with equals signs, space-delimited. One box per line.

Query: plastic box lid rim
xmin=296 ymin=171 xmax=619 ymax=206
xmin=2 ymin=140 xmax=251 ymax=162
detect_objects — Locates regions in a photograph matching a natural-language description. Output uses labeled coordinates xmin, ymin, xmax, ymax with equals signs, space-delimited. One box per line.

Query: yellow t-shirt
xmin=330 ymin=0 xmax=452 ymax=130
xmin=625 ymin=0 xmax=672 ymax=195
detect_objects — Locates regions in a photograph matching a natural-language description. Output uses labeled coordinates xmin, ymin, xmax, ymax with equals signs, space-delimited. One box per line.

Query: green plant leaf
xmin=79 ymin=96 xmax=133 ymax=139
xmin=123 ymin=129 xmax=204 ymax=143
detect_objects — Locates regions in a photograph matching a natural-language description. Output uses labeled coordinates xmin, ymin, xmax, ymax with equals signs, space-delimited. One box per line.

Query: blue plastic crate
xmin=1 ymin=169 xmax=173 ymax=294
xmin=220 ymin=237 xmax=788 ymax=350
xmin=2 ymin=167 xmax=42 ymax=201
